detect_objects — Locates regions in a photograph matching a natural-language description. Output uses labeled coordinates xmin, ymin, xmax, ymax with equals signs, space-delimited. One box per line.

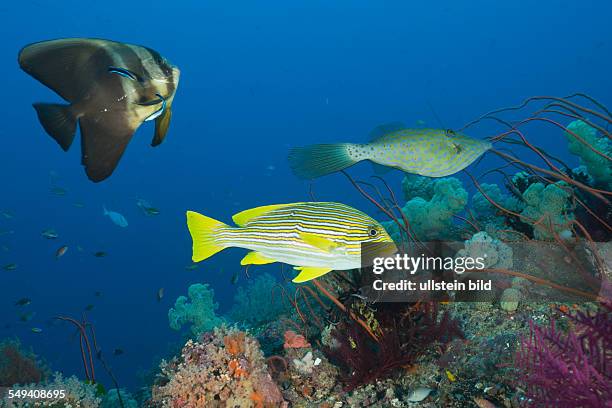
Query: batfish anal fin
xmin=292 ymin=266 xmax=333 ymax=283
xmin=33 ymin=103 xmax=77 ymax=151
xmin=240 ymin=251 xmax=276 ymax=266
xmin=151 ymin=106 xmax=172 ymax=147
xmin=79 ymin=114 xmax=138 ymax=182
xmin=232 ymin=203 xmax=295 ymax=227
xmin=298 ymin=232 xmax=338 ymax=252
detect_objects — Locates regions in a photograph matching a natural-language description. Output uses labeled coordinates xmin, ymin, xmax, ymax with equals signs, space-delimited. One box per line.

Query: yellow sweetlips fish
xmin=288 ymin=124 xmax=492 ymax=179
xmin=186 ymin=202 xmax=396 ymax=283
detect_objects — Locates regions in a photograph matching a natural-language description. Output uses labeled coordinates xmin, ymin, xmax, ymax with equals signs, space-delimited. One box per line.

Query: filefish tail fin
xmin=288 ymin=143 xmax=356 ymax=179
xmin=33 ymin=103 xmax=77 ymax=151
xmin=186 ymin=211 xmax=229 ymax=262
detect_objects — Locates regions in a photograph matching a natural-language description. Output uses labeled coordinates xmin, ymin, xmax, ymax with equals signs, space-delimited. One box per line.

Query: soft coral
xmin=515 ymin=302 xmax=611 ymax=407
xmin=325 ymin=302 xmax=463 ymax=390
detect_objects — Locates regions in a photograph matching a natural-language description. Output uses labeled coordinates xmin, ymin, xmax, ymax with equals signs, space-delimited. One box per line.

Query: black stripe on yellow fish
xmin=18 ymin=38 xmax=180 ymax=182
xmin=186 ymin=202 xmax=396 ymax=283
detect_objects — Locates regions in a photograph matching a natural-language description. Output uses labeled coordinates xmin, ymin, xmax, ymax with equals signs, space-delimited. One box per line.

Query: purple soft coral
xmin=515 ymin=302 xmax=611 ymax=407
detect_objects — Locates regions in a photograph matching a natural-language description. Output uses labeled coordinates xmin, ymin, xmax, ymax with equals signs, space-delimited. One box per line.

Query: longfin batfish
xmin=18 ymin=38 xmax=180 ymax=182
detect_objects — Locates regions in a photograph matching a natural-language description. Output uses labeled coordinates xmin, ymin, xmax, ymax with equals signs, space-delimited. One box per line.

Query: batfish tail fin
xmin=33 ymin=103 xmax=77 ymax=151
xmin=288 ymin=143 xmax=356 ymax=179
xmin=186 ymin=211 xmax=230 ymax=262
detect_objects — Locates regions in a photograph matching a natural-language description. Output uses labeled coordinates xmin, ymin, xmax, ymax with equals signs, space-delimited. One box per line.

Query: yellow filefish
xmin=186 ymin=202 xmax=395 ymax=283
xmin=288 ymin=124 xmax=491 ymax=179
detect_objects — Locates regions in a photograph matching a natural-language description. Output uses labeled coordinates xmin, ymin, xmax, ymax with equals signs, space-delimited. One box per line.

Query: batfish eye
xmin=369 ymin=228 xmax=378 ymax=237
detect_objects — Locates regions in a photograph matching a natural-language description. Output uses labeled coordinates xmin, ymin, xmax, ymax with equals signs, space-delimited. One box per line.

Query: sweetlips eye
xmin=369 ymin=228 xmax=378 ymax=237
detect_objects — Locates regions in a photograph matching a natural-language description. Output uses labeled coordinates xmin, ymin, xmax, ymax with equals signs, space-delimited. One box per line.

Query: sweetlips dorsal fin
xmin=232 ymin=203 xmax=295 ymax=226
xmin=368 ymin=122 xmax=406 ymax=141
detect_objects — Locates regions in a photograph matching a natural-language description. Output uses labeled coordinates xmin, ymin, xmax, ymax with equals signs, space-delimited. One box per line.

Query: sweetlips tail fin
xmin=186 ymin=211 xmax=229 ymax=262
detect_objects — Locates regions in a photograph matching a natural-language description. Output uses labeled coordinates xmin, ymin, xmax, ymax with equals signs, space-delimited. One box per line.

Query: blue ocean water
xmin=1 ymin=0 xmax=610 ymax=391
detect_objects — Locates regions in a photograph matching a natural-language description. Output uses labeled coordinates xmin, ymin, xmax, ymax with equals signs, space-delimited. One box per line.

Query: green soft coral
xmin=471 ymin=183 xmax=524 ymax=235
xmin=385 ymin=176 xmax=468 ymax=241
xmin=520 ymin=181 xmax=575 ymax=240
xmin=168 ymin=283 xmax=224 ymax=337
xmin=565 ymin=120 xmax=612 ymax=188
xmin=228 ymin=273 xmax=291 ymax=328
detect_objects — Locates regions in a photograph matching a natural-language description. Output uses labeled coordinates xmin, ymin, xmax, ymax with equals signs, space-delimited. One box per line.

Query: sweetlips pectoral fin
xmin=151 ymin=106 xmax=172 ymax=147
xmin=33 ymin=103 xmax=77 ymax=151
xmin=298 ymin=232 xmax=338 ymax=252
xmin=292 ymin=266 xmax=333 ymax=283
xmin=79 ymin=115 xmax=137 ymax=182
xmin=240 ymin=251 xmax=275 ymax=266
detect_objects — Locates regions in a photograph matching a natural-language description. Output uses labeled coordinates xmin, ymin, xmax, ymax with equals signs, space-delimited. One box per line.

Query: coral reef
xmin=0 ymin=338 xmax=48 ymax=387
xmin=520 ymin=181 xmax=575 ymax=240
xmin=515 ymin=302 xmax=612 ymax=407
xmin=325 ymin=302 xmax=463 ymax=391
xmin=0 ymin=372 xmax=101 ymax=408
xmin=283 ymin=330 xmax=310 ymax=349
xmin=385 ymin=176 xmax=468 ymax=241
xmin=279 ymin=346 xmax=339 ymax=404
xmin=101 ymin=388 xmax=138 ymax=408
xmin=229 ymin=273 xmax=291 ymax=329
xmin=150 ymin=326 xmax=284 ymax=407
xmin=168 ymin=283 xmax=224 ymax=337
xmin=456 ymin=231 xmax=513 ymax=270
xmin=471 ymin=183 xmax=524 ymax=235
xmin=565 ymin=119 xmax=612 ymax=189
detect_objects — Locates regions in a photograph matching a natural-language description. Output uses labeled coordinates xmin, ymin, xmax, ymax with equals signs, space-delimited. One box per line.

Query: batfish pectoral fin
xmin=79 ymin=115 xmax=138 ymax=182
xmin=292 ymin=266 xmax=333 ymax=283
xmin=232 ymin=204 xmax=295 ymax=227
xmin=298 ymin=232 xmax=338 ymax=252
xmin=33 ymin=103 xmax=77 ymax=151
xmin=240 ymin=251 xmax=275 ymax=266
xmin=151 ymin=106 xmax=172 ymax=147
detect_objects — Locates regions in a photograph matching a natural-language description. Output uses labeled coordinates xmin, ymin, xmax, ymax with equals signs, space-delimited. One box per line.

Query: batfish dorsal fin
xmin=79 ymin=115 xmax=138 ymax=182
xmin=232 ymin=203 xmax=295 ymax=226
xmin=152 ymin=106 xmax=172 ymax=147
xmin=368 ymin=122 xmax=406 ymax=141
xmin=18 ymin=38 xmax=112 ymax=102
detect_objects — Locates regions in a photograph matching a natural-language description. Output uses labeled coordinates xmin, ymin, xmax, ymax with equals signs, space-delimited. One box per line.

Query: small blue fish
xmin=103 ymin=206 xmax=128 ymax=227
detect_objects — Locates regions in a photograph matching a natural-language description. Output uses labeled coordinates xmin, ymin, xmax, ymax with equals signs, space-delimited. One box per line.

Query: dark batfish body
xmin=18 ymin=38 xmax=180 ymax=182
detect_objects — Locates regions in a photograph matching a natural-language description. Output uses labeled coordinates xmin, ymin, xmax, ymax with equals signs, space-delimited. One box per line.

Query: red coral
xmin=283 ymin=330 xmax=311 ymax=349
xmin=223 ymin=332 xmax=246 ymax=355
xmin=515 ymin=302 xmax=611 ymax=407
xmin=0 ymin=340 xmax=45 ymax=386
xmin=325 ymin=302 xmax=463 ymax=390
